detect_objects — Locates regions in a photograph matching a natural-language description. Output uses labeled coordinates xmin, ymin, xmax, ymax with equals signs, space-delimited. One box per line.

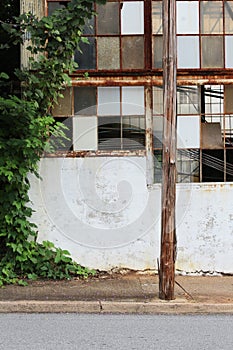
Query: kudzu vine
xmin=0 ymin=0 xmax=105 ymax=285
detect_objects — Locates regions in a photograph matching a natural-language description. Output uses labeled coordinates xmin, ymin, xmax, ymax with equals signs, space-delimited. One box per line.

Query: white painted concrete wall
xmin=29 ymin=157 xmax=233 ymax=273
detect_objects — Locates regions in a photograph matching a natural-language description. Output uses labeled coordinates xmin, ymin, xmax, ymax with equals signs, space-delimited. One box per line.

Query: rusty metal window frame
xmin=176 ymin=0 xmax=233 ymax=70
xmin=46 ymin=0 xmax=154 ymax=73
xmin=49 ymin=84 xmax=148 ymax=156
xmin=152 ymin=84 xmax=233 ymax=183
xmin=44 ymin=1 xmax=233 ymax=182
xmin=73 ymin=0 xmax=147 ymax=73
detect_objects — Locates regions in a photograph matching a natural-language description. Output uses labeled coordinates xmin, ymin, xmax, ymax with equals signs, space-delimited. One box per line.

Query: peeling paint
xmin=29 ymin=157 xmax=233 ymax=273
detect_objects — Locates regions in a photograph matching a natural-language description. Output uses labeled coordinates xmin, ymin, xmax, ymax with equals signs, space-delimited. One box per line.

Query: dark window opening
xmin=226 ymin=150 xmax=233 ymax=182
xmin=52 ymin=117 xmax=73 ymax=151
xmin=202 ymin=150 xmax=224 ymax=182
xmin=0 ymin=0 xmax=20 ymax=97
xmin=98 ymin=117 xmax=121 ymax=150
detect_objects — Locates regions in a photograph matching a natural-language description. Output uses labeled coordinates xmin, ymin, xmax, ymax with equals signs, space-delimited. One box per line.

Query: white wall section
xmin=29 ymin=157 xmax=233 ymax=273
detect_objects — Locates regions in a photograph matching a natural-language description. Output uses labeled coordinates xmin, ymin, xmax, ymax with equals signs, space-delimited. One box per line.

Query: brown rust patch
xmin=43 ymin=150 xmax=146 ymax=158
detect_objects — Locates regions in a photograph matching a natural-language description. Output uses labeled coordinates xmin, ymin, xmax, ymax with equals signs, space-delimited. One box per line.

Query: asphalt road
xmin=0 ymin=314 xmax=232 ymax=350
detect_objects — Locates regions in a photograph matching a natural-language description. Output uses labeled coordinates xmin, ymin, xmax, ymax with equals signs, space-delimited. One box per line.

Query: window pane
xmin=152 ymin=1 xmax=162 ymax=34
xmin=153 ymin=86 xmax=163 ymax=115
xmin=153 ymin=116 xmax=163 ymax=148
xmin=52 ymin=88 xmax=72 ymax=116
xmin=121 ymin=1 xmax=144 ymax=35
xmin=154 ymin=150 xmax=162 ymax=183
xmin=98 ymin=87 xmax=120 ymax=116
xmin=225 ymin=86 xmax=233 ymax=113
xmin=177 ymin=116 xmax=200 ymax=149
xmin=177 ymin=37 xmax=199 ymax=68
xmin=123 ymin=116 xmax=145 ymax=150
xmin=83 ymin=17 xmax=95 ymax=35
xmin=122 ymin=36 xmax=144 ymax=69
xmin=201 ymin=1 xmax=223 ymax=34
xmin=225 ymin=1 xmax=233 ymax=34
xmin=73 ymin=116 xmax=97 ymax=150
xmin=177 ymin=1 xmax=199 ymax=34
xmin=122 ymin=86 xmax=144 ymax=115
xmin=74 ymin=87 xmax=96 ymax=115
xmin=52 ymin=117 xmax=73 ymax=151
xmin=74 ymin=37 xmax=96 ymax=69
xmin=98 ymin=116 xmax=121 ymax=150
xmin=204 ymin=85 xmax=224 ymax=114
xmin=177 ymin=86 xmax=200 ymax=114
xmin=225 ymin=36 xmax=233 ymax=68
xmin=153 ymin=35 xmax=163 ymax=68
xmin=225 ymin=115 xmax=233 ymax=147
xmin=48 ymin=3 xmax=66 ymax=16
xmin=201 ymin=122 xmax=224 ymax=149
xmin=97 ymin=37 xmax=120 ymax=70
xmin=177 ymin=149 xmax=200 ymax=183
xmin=201 ymin=36 xmax=223 ymax=68
xmin=96 ymin=2 xmax=119 ymax=35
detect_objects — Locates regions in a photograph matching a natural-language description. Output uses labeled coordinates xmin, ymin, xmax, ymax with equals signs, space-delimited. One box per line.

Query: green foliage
xmin=0 ymin=0 xmax=105 ymax=285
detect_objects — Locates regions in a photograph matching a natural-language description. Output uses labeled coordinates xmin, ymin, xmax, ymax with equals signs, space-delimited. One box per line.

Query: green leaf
xmin=18 ymin=280 xmax=28 ymax=286
xmin=55 ymin=36 xmax=62 ymax=42
xmin=0 ymin=72 xmax=9 ymax=80
xmin=1 ymin=22 xmax=12 ymax=33
xmin=27 ymin=273 xmax=38 ymax=280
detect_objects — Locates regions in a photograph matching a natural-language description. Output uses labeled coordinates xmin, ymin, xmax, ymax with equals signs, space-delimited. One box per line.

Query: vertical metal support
xmin=145 ymin=85 xmax=154 ymax=185
xmin=159 ymin=0 xmax=177 ymax=300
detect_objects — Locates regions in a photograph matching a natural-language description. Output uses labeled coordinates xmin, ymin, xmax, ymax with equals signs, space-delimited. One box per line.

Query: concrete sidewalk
xmin=0 ymin=272 xmax=232 ymax=314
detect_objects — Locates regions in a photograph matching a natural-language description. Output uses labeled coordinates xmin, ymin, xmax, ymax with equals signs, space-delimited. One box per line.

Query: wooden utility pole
xmin=159 ymin=0 xmax=177 ymax=300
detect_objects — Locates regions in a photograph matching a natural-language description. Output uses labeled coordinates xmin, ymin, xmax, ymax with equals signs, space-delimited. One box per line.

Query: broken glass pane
xmin=122 ymin=116 xmax=145 ymax=149
xmin=98 ymin=116 xmax=121 ymax=150
xmin=74 ymin=37 xmax=96 ymax=69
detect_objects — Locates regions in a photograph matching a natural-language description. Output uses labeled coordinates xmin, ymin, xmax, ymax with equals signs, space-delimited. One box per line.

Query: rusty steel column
xmin=159 ymin=0 xmax=177 ymax=300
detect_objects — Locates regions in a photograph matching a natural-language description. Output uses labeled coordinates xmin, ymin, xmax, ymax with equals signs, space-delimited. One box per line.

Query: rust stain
xmin=43 ymin=150 xmax=146 ymax=158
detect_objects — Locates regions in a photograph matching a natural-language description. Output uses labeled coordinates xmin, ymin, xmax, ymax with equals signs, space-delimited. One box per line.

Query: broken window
xmin=73 ymin=0 xmax=145 ymax=71
xmin=47 ymin=1 xmax=233 ymax=70
xmin=152 ymin=84 xmax=233 ymax=183
xmin=51 ymin=85 xmax=146 ymax=152
xmin=177 ymin=149 xmax=200 ymax=183
xmin=177 ymin=0 xmax=231 ymax=69
xmin=46 ymin=1 xmax=233 ymax=184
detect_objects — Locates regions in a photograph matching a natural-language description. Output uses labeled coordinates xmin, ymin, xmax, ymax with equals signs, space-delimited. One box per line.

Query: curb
xmin=1 ymin=301 xmax=233 ymax=314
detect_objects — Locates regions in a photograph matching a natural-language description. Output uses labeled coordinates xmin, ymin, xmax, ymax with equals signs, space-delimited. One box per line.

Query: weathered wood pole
xmin=159 ymin=0 xmax=177 ymax=300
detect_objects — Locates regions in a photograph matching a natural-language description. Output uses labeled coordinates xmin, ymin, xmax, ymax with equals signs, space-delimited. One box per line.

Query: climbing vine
xmin=0 ymin=0 xmax=105 ymax=285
